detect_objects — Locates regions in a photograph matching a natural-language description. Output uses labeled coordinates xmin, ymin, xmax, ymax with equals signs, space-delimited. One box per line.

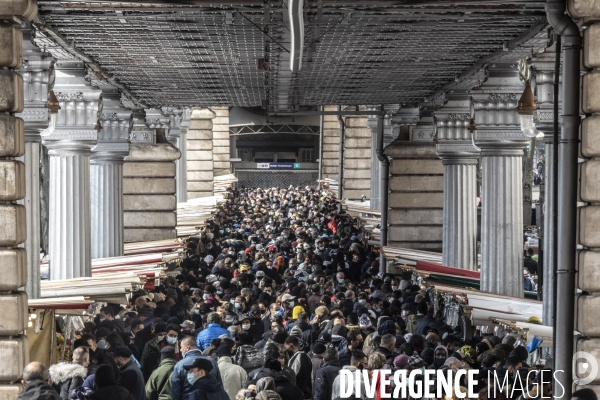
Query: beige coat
xmin=218 ymin=356 xmax=248 ymax=400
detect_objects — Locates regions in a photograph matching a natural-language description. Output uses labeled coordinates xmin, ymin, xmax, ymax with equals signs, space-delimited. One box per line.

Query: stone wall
xmin=0 ymin=8 xmax=34 ymax=397
xmin=343 ymin=114 xmax=371 ymax=200
xmin=212 ymin=107 xmax=230 ymax=177
xmin=321 ymin=105 xmax=341 ymax=181
xmin=123 ymin=143 xmax=180 ymax=242
xmin=384 ymin=140 xmax=444 ymax=251
xmin=572 ymin=1 xmax=600 ymax=392
xmin=187 ymin=108 xmax=215 ymax=199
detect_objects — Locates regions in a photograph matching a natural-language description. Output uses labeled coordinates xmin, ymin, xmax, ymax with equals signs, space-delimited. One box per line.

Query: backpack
xmin=234 ymin=345 xmax=264 ymax=371
xmin=256 ymin=390 xmax=282 ymax=400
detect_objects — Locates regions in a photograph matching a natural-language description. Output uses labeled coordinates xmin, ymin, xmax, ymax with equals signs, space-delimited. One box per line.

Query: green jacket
xmin=145 ymin=358 xmax=176 ymax=400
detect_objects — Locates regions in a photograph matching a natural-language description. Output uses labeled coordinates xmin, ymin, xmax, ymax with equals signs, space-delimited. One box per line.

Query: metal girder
xmin=35 ymin=0 xmax=548 ymax=111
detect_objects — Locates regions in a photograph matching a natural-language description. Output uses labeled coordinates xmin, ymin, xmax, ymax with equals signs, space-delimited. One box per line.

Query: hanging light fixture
xmin=48 ymin=90 xmax=61 ymax=114
xmin=288 ymin=0 xmax=304 ymax=73
xmin=517 ymin=80 xmax=536 ymax=137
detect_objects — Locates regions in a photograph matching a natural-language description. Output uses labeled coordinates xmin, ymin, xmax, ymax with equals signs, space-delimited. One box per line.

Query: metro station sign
xmin=256 ymin=162 xmax=301 ymax=169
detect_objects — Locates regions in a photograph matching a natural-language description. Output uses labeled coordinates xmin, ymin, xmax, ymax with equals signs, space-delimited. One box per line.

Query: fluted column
xmin=16 ymin=23 xmax=54 ymax=298
xmin=41 ymin=62 xmax=102 ymax=280
xmin=90 ymin=88 xmax=131 ymax=259
xmin=435 ymin=91 xmax=480 ymax=270
xmin=530 ymin=47 xmax=560 ymax=325
xmin=472 ymin=63 xmax=531 ymax=297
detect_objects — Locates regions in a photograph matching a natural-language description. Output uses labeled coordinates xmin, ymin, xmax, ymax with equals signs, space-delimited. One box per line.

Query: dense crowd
xmin=16 ymin=186 xmax=592 ymax=400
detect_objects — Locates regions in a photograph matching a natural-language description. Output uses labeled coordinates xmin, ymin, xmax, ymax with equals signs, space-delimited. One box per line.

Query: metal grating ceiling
xmin=35 ymin=1 xmax=549 ymax=111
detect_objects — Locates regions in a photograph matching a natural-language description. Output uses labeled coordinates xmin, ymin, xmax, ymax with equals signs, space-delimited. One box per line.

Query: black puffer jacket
xmin=313 ymin=360 xmax=342 ymax=400
xmin=16 ymin=380 xmax=61 ymax=400
xmin=247 ymin=368 xmax=303 ymax=400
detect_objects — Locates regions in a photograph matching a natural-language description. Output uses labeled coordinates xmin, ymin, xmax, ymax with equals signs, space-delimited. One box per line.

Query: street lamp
xmin=517 ymin=80 xmax=536 ymax=137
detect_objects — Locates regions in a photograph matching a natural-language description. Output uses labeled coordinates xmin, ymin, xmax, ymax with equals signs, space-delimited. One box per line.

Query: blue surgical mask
xmin=375 ymin=307 xmax=381 ymax=313
xmin=235 ymin=303 xmax=241 ymax=310
xmin=97 ymin=339 xmax=106 ymax=349
xmin=187 ymin=372 xmax=199 ymax=386
xmin=166 ymin=336 xmax=178 ymax=345
xmin=230 ymin=300 xmax=235 ymax=305
xmin=194 ymin=309 xmax=200 ymax=315
xmin=216 ymin=290 xmax=223 ymax=296
xmin=203 ymin=293 xmax=210 ymax=300
xmin=338 ymin=279 xmax=344 ymax=284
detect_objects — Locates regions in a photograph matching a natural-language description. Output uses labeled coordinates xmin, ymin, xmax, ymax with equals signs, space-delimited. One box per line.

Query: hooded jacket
xmin=183 ymin=373 xmax=229 ymax=400
xmin=48 ymin=362 xmax=88 ymax=400
xmin=16 ymin=380 xmax=62 ymax=400
xmin=247 ymin=368 xmax=303 ymax=400
xmin=217 ymin=356 xmax=248 ymax=400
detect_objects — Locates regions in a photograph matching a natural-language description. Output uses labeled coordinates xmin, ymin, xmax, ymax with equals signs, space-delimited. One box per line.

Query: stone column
xmin=163 ymin=107 xmax=188 ymax=202
xmin=0 ymin=3 xmax=38 ymax=395
xmin=368 ymin=109 xmax=381 ymax=209
xmin=471 ymin=63 xmax=530 ymax=297
xmin=343 ymin=109 xmax=371 ymax=200
xmin=187 ymin=108 xmax=215 ymax=199
xmin=16 ymin=23 xmax=53 ymax=298
xmin=90 ymin=88 xmax=131 ymax=259
xmin=530 ymin=48 xmax=559 ymax=325
xmin=212 ymin=107 xmax=231 ymax=177
xmin=41 ymin=61 xmax=102 ymax=280
xmin=321 ymin=105 xmax=341 ymax=181
xmin=574 ymin=3 xmax=600 ymax=392
xmin=435 ymin=90 xmax=480 ymax=270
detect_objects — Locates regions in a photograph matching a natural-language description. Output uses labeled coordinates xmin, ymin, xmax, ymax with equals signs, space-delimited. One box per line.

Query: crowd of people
xmin=15 ymin=186 xmax=592 ymax=400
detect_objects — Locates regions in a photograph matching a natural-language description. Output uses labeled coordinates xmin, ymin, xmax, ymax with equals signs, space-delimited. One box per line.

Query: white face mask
xmin=242 ymin=324 xmax=251 ymax=330
xmin=157 ymin=335 xmax=165 ymax=342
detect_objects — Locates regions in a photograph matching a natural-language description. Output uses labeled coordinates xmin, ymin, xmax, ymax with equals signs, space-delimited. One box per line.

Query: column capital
xmin=0 ymin=0 xmax=37 ymax=23
xmin=130 ymin=110 xmax=153 ymax=143
xmin=41 ymin=62 xmax=102 ymax=155
xmin=530 ymin=47 xmax=561 ymax=139
xmin=92 ymin=87 xmax=131 ymax=163
xmin=162 ymin=106 xmax=183 ymax=145
xmin=470 ymin=63 xmax=531 ymax=150
xmin=16 ymin=23 xmax=55 ymax=143
xmin=412 ymin=104 xmax=436 ymax=142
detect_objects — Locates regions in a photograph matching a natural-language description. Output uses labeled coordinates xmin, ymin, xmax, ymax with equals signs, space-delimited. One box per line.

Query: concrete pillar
xmin=321 ymin=105 xmax=341 ymax=181
xmin=124 ymin=113 xmax=179 ymax=242
xmin=16 ymin=23 xmax=53 ymax=298
xmin=41 ymin=61 xmax=101 ymax=280
xmin=384 ymin=140 xmax=443 ymax=251
xmin=0 ymin=3 xmax=39 ymax=395
xmin=435 ymin=91 xmax=480 ymax=270
xmin=163 ymin=107 xmax=188 ymax=202
xmin=123 ymin=143 xmax=180 ymax=242
xmin=90 ymin=88 xmax=131 ymax=259
xmin=471 ymin=63 xmax=529 ymax=297
xmin=573 ymin=2 xmax=600 ymax=392
xmin=367 ymin=110 xmax=381 ymax=209
xmin=187 ymin=108 xmax=215 ymax=199
xmin=212 ymin=107 xmax=230 ymax=177
xmin=530 ymin=47 xmax=560 ymax=326
xmin=343 ymin=111 xmax=371 ymax=200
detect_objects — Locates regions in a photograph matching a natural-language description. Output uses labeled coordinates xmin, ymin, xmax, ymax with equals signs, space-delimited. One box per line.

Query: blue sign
xmin=269 ymin=162 xmax=294 ymax=169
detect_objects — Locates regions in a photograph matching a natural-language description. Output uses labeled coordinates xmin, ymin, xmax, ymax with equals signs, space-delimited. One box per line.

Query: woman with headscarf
xmin=255 ymin=377 xmax=282 ymax=400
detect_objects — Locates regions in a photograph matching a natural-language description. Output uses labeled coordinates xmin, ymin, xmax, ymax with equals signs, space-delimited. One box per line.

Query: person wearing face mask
xmin=145 ymin=346 xmax=177 ymax=400
xmin=337 ymin=330 xmax=363 ymax=367
xmin=240 ymin=315 xmax=262 ymax=343
xmin=331 ymin=350 xmax=368 ymax=400
xmin=107 ymin=346 xmax=145 ymax=400
xmin=183 ymin=357 xmax=229 ymax=400
xmin=140 ymin=323 xmax=180 ymax=381
xmin=429 ymin=345 xmax=448 ymax=370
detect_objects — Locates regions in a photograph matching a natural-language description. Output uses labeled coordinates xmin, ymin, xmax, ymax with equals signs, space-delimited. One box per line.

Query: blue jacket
xmin=196 ymin=323 xmax=231 ymax=350
xmin=170 ymin=349 xmax=222 ymax=400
